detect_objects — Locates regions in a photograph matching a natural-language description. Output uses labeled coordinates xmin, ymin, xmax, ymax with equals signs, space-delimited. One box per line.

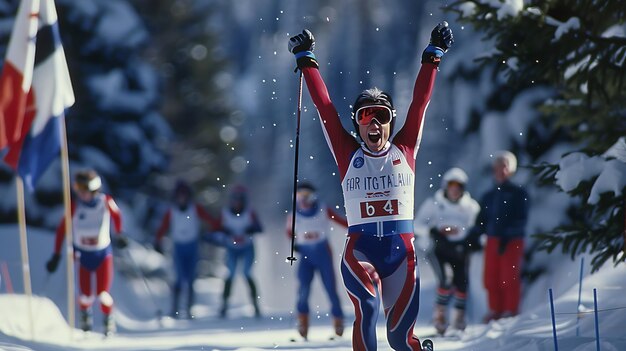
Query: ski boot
xmin=103 ymin=314 xmax=116 ymax=336
xmin=80 ymin=309 xmax=92 ymax=332
xmin=220 ymin=278 xmax=232 ymax=318
xmin=422 ymin=339 xmax=434 ymax=351
xmin=452 ymin=308 xmax=466 ymax=331
xmin=333 ymin=317 xmax=344 ymax=337
xmin=247 ymin=277 xmax=261 ymax=318
xmin=170 ymin=286 xmax=181 ymax=319
xmin=433 ymin=304 xmax=448 ymax=335
xmin=297 ymin=314 xmax=309 ymax=340
xmin=252 ymin=300 xmax=261 ymax=318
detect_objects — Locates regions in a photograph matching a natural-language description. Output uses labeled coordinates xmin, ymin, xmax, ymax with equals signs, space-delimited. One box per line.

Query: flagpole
xmin=59 ymin=114 xmax=75 ymax=338
xmin=15 ymin=176 xmax=34 ymax=340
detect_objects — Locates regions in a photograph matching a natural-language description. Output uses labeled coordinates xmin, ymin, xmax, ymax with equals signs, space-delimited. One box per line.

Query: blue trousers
xmin=225 ymin=243 xmax=255 ymax=279
xmin=341 ymin=233 xmax=422 ymax=350
xmin=173 ymin=241 xmax=198 ymax=290
xmin=296 ymin=240 xmax=343 ymax=319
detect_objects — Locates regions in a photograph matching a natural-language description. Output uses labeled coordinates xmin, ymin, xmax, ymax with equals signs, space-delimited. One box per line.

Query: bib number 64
xmin=360 ymin=199 xmax=399 ymax=218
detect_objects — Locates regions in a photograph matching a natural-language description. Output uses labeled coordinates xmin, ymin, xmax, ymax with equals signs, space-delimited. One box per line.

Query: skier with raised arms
xmin=288 ymin=21 xmax=453 ymax=350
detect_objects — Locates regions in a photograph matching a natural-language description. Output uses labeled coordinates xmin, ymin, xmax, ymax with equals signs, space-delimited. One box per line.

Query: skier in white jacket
xmin=414 ymin=167 xmax=480 ymax=335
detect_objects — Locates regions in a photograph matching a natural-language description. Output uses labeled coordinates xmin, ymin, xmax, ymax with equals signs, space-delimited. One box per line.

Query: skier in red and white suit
xmin=288 ymin=22 xmax=453 ymax=350
xmin=46 ymin=169 xmax=127 ymax=335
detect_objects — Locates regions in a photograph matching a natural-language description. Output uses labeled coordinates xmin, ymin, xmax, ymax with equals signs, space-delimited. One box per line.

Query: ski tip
xmin=422 ymin=338 xmax=434 ymax=351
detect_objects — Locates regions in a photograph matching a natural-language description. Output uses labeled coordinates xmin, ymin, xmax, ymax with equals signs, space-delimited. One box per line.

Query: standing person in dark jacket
xmin=472 ymin=151 xmax=529 ymax=322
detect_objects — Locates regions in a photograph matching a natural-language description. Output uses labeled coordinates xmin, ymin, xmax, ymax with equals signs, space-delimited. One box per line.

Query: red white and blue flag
xmin=0 ymin=0 xmax=74 ymax=190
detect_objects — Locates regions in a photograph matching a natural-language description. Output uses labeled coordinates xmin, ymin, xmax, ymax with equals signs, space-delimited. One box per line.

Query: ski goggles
xmin=354 ymin=105 xmax=393 ymax=126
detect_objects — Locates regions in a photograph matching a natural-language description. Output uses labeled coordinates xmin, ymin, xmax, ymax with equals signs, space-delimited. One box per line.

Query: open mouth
xmin=368 ymin=130 xmax=381 ymax=144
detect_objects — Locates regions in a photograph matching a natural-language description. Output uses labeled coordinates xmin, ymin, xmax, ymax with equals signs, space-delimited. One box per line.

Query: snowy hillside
xmin=1 ymin=224 xmax=625 ymax=350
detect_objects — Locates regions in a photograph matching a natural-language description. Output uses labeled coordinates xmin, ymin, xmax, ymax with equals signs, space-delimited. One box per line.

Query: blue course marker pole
xmin=576 ymin=257 xmax=584 ymax=336
xmin=593 ymin=288 xmax=600 ymax=351
xmin=549 ymin=288 xmax=559 ymax=351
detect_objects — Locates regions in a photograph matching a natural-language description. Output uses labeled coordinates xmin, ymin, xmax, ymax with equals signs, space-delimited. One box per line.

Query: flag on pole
xmin=0 ymin=0 xmax=38 ymax=152
xmin=2 ymin=0 xmax=75 ymax=190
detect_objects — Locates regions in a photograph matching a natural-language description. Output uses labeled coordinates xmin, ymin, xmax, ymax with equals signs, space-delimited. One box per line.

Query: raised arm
xmin=394 ymin=22 xmax=454 ymax=157
xmin=288 ymin=30 xmax=358 ymax=178
xmin=393 ymin=64 xmax=438 ymax=154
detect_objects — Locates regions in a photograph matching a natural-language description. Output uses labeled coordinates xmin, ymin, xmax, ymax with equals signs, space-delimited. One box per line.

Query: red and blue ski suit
xmin=302 ymin=61 xmax=438 ymax=350
xmin=54 ymin=194 xmax=122 ymax=315
xmin=287 ymin=203 xmax=347 ymax=321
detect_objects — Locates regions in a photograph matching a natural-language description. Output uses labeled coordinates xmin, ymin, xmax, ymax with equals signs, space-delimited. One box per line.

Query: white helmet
xmin=441 ymin=167 xmax=468 ymax=189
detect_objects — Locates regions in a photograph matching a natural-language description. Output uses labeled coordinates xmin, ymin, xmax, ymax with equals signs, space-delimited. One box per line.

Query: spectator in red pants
xmin=470 ymin=151 xmax=529 ymax=322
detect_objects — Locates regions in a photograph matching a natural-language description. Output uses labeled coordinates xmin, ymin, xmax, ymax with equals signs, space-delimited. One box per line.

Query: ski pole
xmin=286 ymin=70 xmax=304 ymax=266
xmin=576 ymin=257 xmax=584 ymax=336
xmin=593 ymin=288 xmax=600 ymax=351
xmin=122 ymin=241 xmax=163 ymax=322
xmin=549 ymin=288 xmax=559 ymax=351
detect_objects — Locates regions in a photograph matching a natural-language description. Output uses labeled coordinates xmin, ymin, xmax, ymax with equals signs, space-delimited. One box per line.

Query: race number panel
xmin=359 ymin=199 xmax=399 ymax=218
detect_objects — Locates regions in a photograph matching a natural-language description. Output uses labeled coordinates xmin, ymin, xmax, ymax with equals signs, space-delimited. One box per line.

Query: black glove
xmin=429 ymin=227 xmax=442 ymax=238
xmin=114 ymin=236 xmax=129 ymax=249
xmin=465 ymin=228 xmax=483 ymax=252
xmin=46 ymin=254 xmax=61 ymax=273
xmin=288 ymin=29 xmax=319 ymax=70
xmin=422 ymin=21 xmax=454 ymax=65
xmin=154 ymin=241 xmax=164 ymax=254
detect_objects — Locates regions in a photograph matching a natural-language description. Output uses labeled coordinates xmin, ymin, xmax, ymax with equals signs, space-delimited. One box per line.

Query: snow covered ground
xmin=0 ymin=224 xmax=625 ymax=350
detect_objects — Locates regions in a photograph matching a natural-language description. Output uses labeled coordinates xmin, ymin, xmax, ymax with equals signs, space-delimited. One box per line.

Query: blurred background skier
xmin=154 ymin=180 xmax=217 ymax=319
xmin=45 ymin=169 xmax=128 ymax=335
xmin=288 ymin=20 xmax=453 ymax=350
xmin=414 ymin=167 xmax=480 ymax=335
xmin=286 ymin=182 xmax=347 ymax=340
xmin=215 ymin=185 xmax=263 ymax=318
